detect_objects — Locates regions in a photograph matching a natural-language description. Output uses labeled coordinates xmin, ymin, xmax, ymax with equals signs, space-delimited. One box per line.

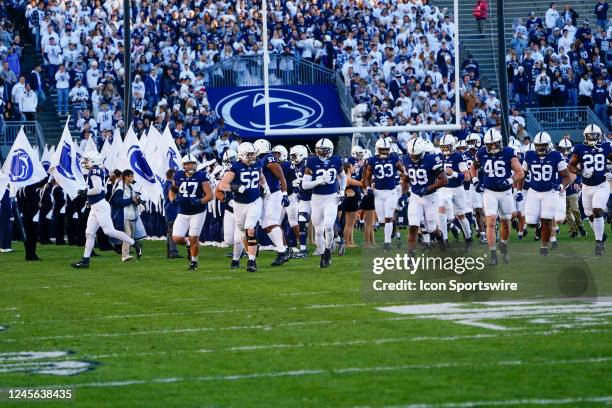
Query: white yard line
xmin=383 ymin=396 xmax=612 ymax=407
xmin=32 ymin=357 xmax=612 ymax=389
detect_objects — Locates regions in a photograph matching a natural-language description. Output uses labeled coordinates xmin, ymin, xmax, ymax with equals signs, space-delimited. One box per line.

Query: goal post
xmin=261 ymin=0 xmax=461 ymax=137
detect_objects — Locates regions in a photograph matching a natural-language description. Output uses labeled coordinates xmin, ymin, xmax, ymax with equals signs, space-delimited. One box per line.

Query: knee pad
xmin=246 ymin=231 xmax=257 ymax=247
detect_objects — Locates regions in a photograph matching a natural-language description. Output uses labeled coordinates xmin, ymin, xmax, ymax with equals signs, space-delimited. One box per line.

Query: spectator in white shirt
xmin=69 ymin=79 xmax=89 ymax=120
xmin=44 ymin=37 xmax=62 ymax=80
xmin=545 ymin=3 xmax=560 ymax=30
xmin=86 ymin=61 xmax=100 ymax=90
xmin=578 ymin=73 xmax=594 ymax=106
xmin=97 ymin=103 xmax=114 ymax=133
xmin=11 ymin=76 xmax=26 ymax=104
xmin=55 ymin=64 xmax=70 ymax=116
xmin=131 ymin=75 xmax=145 ymax=100
xmin=19 ymin=83 xmax=38 ymax=120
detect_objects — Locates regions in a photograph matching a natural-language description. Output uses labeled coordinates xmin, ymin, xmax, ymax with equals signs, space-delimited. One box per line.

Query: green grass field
xmin=1 ymin=228 xmax=611 ymax=407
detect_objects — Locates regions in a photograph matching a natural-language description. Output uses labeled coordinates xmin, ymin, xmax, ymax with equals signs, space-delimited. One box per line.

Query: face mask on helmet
xmin=440 ymin=143 xmax=453 ymax=156
xmin=584 ymin=131 xmax=601 ymax=146
xmin=316 ymin=146 xmax=332 ymax=158
xmin=485 ymin=141 xmax=502 ymax=154
xmin=535 ymin=142 xmax=550 ymax=156
xmin=183 ymin=162 xmax=197 ymax=175
xmin=377 ymin=147 xmax=390 ymax=158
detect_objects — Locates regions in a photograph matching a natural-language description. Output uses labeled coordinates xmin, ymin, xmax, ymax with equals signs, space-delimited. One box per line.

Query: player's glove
xmin=514 ymin=190 xmax=524 ymax=202
xmin=397 ymin=194 xmax=408 ymax=208
xmin=582 ymin=167 xmax=594 ymax=179
xmin=77 ymin=189 xmax=88 ymax=198
xmin=413 ymin=185 xmax=429 ymax=196
xmin=472 ymin=177 xmax=484 ymax=193
xmin=337 ymin=190 xmax=345 ymax=205
xmin=281 ymin=193 xmax=290 ymax=207
xmin=292 ymin=178 xmax=301 ymax=188
xmin=230 ymin=183 xmax=247 ymax=194
xmin=366 ymin=187 xmax=374 ymax=196
xmin=554 ymin=184 xmax=565 ymax=193
xmin=497 ymin=177 xmax=514 ymax=190
xmin=222 ymin=194 xmax=232 ymax=206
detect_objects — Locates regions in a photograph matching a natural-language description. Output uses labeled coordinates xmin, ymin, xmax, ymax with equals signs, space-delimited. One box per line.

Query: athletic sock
xmin=384 ymin=222 xmax=393 ymax=243
xmin=191 ymin=256 xmax=198 ymax=262
xmin=593 ymin=216 xmax=605 ymax=241
xmin=458 ymin=217 xmax=472 ymax=239
xmin=248 ymin=254 xmax=256 ymax=261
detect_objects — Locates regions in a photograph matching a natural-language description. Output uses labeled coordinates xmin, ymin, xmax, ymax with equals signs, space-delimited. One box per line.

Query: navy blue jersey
xmin=230 ymin=160 xmax=262 ymax=204
xmin=367 ymin=155 xmax=400 ymax=190
xmin=174 ymin=170 xmax=209 ymax=215
xmin=281 ymin=161 xmax=297 ymax=195
xmin=294 ymin=161 xmax=312 ymax=201
xmin=523 ymin=150 xmax=567 ymax=192
xmin=86 ymin=166 xmax=106 ymax=205
xmin=475 ymin=147 xmax=516 ymax=192
xmin=260 ymin=153 xmax=281 ymax=193
xmin=306 ymin=155 xmax=343 ymax=195
xmin=402 ymin=153 xmax=444 ymax=195
xmin=572 ymin=142 xmax=612 ymax=186
xmin=442 ymin=152 xmax=468 ymax=188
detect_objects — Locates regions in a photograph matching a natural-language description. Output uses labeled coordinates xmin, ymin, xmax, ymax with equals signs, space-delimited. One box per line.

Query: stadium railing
xmin=1 ymin=121 xmax=47 ymax=154
xmin=525 ymin=107 xmax=610 ymax=142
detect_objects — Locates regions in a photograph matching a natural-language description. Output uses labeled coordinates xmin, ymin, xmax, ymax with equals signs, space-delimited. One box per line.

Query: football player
xmin=301 ymin=138 xmax=346 ymax=268
xmin=466 ymin=133 xmax=487 ymax=244
xmin=438 ymin=134 xmax=472 ymax=250
xmin=401 ymin=137 xmax=448 ymax=257
xmin=567 ymin=124 xmax=612 ymax=255
xmin=169 ymin=154 xmax=214 ymax=270
xmin=523 ymin=132 xmax=575 ymax=256
xmin=363 ymin=138 xmax=405 ymax=251
xmin=558 ymin=139 xmax=586 ymax=238
xmin=217 ymin=142 xmax=265 ymax=272
xmin=71 ymin=151 xmax=142 ymax=269
xmin=219 ymin=149 xmax=244 ymax=266
xmin=470 ymin=129 xmax=524 ymax=264
xmin=510 ymin=139 xmax=530 ymax=240
xmin=273 ymin=145 xmax=302 ymax=257
xmin=290 ymin=144 xmax=311 ymax=258
xmin=254 ymin=139 xmax=291 ymax=266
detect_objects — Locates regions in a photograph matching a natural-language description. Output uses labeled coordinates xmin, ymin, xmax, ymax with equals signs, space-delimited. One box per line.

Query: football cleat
xmin=247 ymin=259 xmax=257 ymax=272
xmin=382 ymin=242 xmax=391 ymax=253
xmin=465 ymin=237 xmax=473 ymax=252
xmin=134 ymin=241 xmax=143 ymax=259
xmin=189 ymin=261 xmax=198 ymax=270
xmin=271 ymin=250 xmax=290 ymax=266
xmin=579 ymin=226 xmax=587 ymax=237
xmin=230 ymin=260 xmax=240 ymax=269
xmin=595 ymin=241 xmax=605 ymax=256
xmin=499 ymin=242 xmax=510 ymax=263
xmin=291 ymin=249 xmax=308 ymax=259
xmin=551 ymin=240 xmax=558 ymax=250
xmin=540 ymin=247 xmax=548 ymax=257
xmin=479 ymin=234 xmax=487 ymax=245
xmin=489 ymin=250 xmax=498 ymax=265
xmin=337 ymin=239 xmax=345 ymax=256
xmin=71 ymin=258 xmax=89 ymax=269
xmin=570 ymin=231 xmax=578 ymax=238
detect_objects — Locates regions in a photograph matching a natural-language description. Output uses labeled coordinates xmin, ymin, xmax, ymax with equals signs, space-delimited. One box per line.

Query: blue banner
xmin=207 ymin=85 xmax=348 ymax=138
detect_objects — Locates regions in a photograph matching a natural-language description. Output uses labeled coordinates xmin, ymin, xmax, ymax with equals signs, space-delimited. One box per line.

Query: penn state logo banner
xmin=115 ymin=124 xmax=163 ymax=201
xmin=49 ymin=121 xmax=86 ymax=199
xmin=1 ymin=127 xmax=47 ymax=190
xmin=206 ymin=85 xmax=348 ymax=138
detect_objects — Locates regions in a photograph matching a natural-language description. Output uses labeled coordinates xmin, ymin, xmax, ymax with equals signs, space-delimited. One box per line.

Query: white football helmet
xmin=315 ymin=138 xmax=334 ymax=158
xmin=558 ymin=138 xmax=573 ymax=154
xmin=583 ymin=124 xmax=602 ymax=146
xmin=272 ymin=145 xmax=288 ymax=162
xmin=456 ymin=140 xmax=468 ymax=152
xmin=390 ymin=144 xmax=403 ymax=157
xmin=407 ymin=137 xmax=427 ymax=162
xmin=253 ymin=139 xmax=271 ymax=156
xmin=466 ymin=133 xmax=482 ymax=150
xmin=289 ymin=145 xmax=308 ymax=165
xmin=351 ymin=145 xmax=364 ymax=160
xmin=439 ymin=134 xmax=456 ymax=156
xmin=81 ymin=151 xmax=102 ymax=170
xmin=182 ymin=154 xmax=198 ymax=175
xmin=222 ymin=149 xmax=237 ymax=166
xmin=509 ymin=139 xmax=523 ymax=156
xmin=533 ymin=132 xmax=552 ymax=156
xmin=237 ymin=142 xmax=257 ymax=165
xmin=424 ymin=140 xmax=436 ymax=154
xmin=375 ymin=137 xmax=392 ymax=158
xmin=362 ymin=148 xmax=373 ymax=160
xmin=483 ymin=129 xmax=503 ymax=154
xmin=523 ymin=142 xmax=535 ymax=152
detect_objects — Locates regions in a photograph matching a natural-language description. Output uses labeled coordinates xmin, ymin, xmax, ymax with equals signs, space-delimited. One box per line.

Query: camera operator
xmin=110 ymin=169 xmax=146 ymax=262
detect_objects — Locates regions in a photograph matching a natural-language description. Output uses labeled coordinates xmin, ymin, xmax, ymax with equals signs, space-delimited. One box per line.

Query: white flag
xmin=84 ymin=136 xmax=98 ymax=153
xmin=139 ymin=131 xmax=148 ymax=151
xmin=143 ymin=123 xmax=160 ymax=162
xmin=49 ymin=122 xmax=87 ymax=199
xmin=104 ymin=128 xmax=123 ymax=171
xmin=1 ymin=127 xmax=47 ymax=190
xmin=162 ymin=124 xmax=182 ymax=170
xmin=0 ymin=169 xmax=8 ymax=199
xmin=41 ymin=144 xmax=52 ymax=172
xmin=115 ymin=124 xmax=162 ymax=200
xmin=100 ymin=138 xmax=111 ymax=161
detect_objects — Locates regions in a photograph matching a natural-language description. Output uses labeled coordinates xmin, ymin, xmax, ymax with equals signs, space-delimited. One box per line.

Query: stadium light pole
xmin=123 ymin=0 xmax=132 ymax=134
xmin=496 ymin=0 xmax=511 ymax=143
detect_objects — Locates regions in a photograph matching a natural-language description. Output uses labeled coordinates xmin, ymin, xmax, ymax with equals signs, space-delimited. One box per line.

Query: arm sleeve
xmin=301 ymin=174 xmax=321 ymax=190
xmin=87 ymin=175 xmax=103 ymax=196
xmin=337 ymin=170 xmax=347 ymax=191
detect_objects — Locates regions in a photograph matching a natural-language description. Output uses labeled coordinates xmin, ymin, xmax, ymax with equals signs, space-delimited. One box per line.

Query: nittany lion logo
xmin=167 ymin=148 xmax=179 ymax=170
xmin=57 ymin=142 xmax=76 ymax=180
xmin=128 ymin=145 xmax=156 ymax=183
xmin=8 ymin=148 xmax=33 ymax=182
xmin=215 ymin=88 xmax=324 ymax=133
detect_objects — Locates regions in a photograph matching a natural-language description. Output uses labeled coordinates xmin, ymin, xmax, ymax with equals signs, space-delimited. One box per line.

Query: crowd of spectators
xmin=507 ymin=1 xmax=612 ymax=128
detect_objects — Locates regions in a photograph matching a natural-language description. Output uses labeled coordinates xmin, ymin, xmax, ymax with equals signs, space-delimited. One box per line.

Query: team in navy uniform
xmin=72 ymin=151 xmax=141 ymax=269
xmin=169 ymin=154 xmax=214 ymax=270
